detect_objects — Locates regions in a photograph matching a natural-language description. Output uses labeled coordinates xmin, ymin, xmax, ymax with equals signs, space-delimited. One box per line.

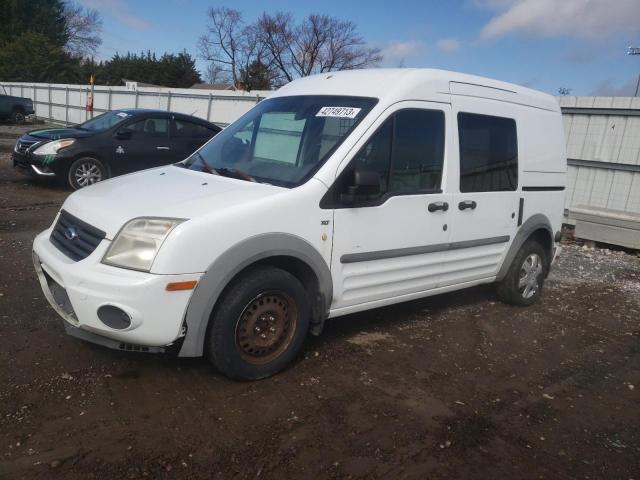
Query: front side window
xmin=180 ymin=96 xmax=377 ymax=187
xmin=329 ymin=108 xmax=445 ymax=204
xmin=121 ymin=116 xmax=169 ymax=138
xmin=458 ymin=113 xmax=518 ymax=192
xmin=390 ymin=110 xmax=445 ymax=193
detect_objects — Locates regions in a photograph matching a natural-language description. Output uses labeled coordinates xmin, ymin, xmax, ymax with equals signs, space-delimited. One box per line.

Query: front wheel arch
xmin=179 ymin=234 xmax=333 ymax=358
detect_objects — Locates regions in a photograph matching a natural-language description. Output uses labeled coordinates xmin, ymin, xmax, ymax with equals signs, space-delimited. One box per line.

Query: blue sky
xmin=79 ymin=0 xmax=640 ymax=96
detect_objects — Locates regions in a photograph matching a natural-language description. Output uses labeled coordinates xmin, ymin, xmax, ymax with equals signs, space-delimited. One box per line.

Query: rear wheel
xmin=496 ymin=240 xmax=547 ymax=306
xmin=206 ymin=266 xmax=310 ymax=380
xmin=10 ymin=108 xmax=25 ymax=124
xmin=67 ymin=157 xmax=107 ymax=189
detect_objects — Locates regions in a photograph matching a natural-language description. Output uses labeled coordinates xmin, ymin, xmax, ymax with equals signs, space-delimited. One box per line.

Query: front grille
xmin=50 ymin=210 xmax=106 ymax=261
xmin=15 ymin=138 xmax=38 ymax=154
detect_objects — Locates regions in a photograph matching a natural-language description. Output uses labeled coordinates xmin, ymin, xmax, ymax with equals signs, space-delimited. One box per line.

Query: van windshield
xmin=179 ymin=95 xmax=377 ymax=187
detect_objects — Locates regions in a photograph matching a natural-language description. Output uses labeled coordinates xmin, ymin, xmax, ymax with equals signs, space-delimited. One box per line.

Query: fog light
xmin=97 ymin=305 xmax=131 ymax=330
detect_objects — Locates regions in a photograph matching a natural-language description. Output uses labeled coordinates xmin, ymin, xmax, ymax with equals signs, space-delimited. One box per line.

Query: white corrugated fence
xmin=0 ymin=82 xmax=272 ymax=127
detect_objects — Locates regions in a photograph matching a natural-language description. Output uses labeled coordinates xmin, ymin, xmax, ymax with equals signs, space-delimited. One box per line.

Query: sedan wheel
xmin=68 ymin=158 xmax=107 ymax=190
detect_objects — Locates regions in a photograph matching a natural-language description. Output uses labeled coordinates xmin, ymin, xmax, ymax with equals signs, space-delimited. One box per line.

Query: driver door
xmin=329 ymin=101 xmax=454 ymax=312
xmin=112 ymin=114 xmax=171 ymax=174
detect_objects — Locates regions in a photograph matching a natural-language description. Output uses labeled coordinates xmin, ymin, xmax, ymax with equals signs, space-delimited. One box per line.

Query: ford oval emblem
xmin=64 ymin=225 xmax=79 ymax=241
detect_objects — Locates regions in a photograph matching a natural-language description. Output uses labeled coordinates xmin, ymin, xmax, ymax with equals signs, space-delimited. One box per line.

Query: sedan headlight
xmin=32 ymin=139 xmax=75 ymax=155
xmin=102 ymin=218 xmax=185 ymax=272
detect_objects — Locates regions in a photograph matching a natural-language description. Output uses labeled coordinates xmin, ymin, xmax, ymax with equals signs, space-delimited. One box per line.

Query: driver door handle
xmin=458 ymin=200 xmax=477 ymax=210
xmin=156 ymin=146 xmax=170 ymax=150
xmin=428 ymin=201 xmax=449 ymax=213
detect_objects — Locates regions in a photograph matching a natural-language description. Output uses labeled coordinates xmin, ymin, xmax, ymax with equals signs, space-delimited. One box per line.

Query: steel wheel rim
xmin=74 ymin=162 xmax=102 ymax=187
xmin=14 ymin=112 xmax=25 ymax=123
xmin=519 ymin=253 xmax=542 ymax=299
xmin=235 ymin=291 xmax=298 ymax=365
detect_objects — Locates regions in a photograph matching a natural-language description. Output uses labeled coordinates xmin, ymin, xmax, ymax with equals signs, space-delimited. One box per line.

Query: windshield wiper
xmin=187 ymin=152 xmax=255 ymax=182
xmin=214 ymin=167 xmax=255 ymax=182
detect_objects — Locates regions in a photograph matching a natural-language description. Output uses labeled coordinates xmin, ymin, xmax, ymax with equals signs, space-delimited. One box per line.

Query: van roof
xmin=272 ymin=68 xmax=559 ymax=112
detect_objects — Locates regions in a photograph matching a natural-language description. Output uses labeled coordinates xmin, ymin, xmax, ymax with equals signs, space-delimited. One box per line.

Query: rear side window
xmin=458 ymin=113 xmax=518 ymax=192
xmin=173 ymin=120 xmax=214 ymax=139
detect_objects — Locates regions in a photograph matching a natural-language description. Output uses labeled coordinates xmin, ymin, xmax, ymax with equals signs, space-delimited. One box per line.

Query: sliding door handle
xmin=458 ymin=200 xmax=477 ymax=210
xmin=156 ymin=146 xmax=170 ymax=150
xmin=428 ymin=201 xmax=449 ymax=212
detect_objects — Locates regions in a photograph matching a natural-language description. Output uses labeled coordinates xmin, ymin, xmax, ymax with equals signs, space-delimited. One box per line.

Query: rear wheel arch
xmin=179 ymin=234 xmax=332 ymax=357
xmin=497 ymin=214 xmax=554 ymax=282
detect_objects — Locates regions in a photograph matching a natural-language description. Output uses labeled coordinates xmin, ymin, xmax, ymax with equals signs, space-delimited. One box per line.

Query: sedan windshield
xmin=180 ymin=95 xmax=377 ymax=187
xmin=78 ymin=110 xmax=132 ymax=132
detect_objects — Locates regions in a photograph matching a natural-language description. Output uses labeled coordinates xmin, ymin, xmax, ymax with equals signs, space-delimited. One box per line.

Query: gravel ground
xmin=1 ymin=123 xmax=639 ymax=479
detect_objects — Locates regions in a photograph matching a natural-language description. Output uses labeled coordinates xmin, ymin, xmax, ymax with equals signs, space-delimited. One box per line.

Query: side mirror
xmin=115 ymin=129 xmax=132 ymax=140
xmin=340 ymin=168 xmax=381 ymax=204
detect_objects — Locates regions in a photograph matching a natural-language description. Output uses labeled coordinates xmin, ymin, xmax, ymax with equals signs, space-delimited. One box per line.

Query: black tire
xmin=67 ymin=157 xmax=107 ymax=190
xmin=496 ymin=239 xmax=547 ymax=306
xmin=11 ymin=108 xmax=25 ymax=124
xmin=206 ymin=266 xmax=310 ymax=380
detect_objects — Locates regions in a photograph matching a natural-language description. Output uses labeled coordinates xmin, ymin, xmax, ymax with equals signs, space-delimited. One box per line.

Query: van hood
xmin=62 ymin=166 xmax=285 ymax=238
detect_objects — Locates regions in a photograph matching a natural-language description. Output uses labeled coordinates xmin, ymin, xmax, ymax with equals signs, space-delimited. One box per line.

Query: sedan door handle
xmin=428 ymin=201 xmax=449 ymax=212
xmin=458 ymin=200 xmax=477 ymax=211
xmin=156 ymin=146 xmax=170 ymax=150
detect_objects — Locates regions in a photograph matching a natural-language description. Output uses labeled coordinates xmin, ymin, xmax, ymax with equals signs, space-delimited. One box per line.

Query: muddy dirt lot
xmin=1 ymin=123 xmax=639 ymax=479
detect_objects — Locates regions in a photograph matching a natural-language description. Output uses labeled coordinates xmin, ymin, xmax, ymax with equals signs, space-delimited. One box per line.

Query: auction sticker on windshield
xmin=316 ymin=106 xmax=361 ymax=118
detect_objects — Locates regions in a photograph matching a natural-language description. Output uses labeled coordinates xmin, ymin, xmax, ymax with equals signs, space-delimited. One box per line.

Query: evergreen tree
xmin=0 ymin=32 xmax=82 ymax=83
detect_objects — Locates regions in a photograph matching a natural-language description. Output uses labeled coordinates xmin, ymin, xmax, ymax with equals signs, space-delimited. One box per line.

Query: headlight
xmin=102 ymin=218 xmax=185 ymax=272
xmin=32 ymin=139 xmax=75 ymax=155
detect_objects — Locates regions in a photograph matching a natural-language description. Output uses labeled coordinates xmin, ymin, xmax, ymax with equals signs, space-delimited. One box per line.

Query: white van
xmin=33 ymin=69 xmax=566 ymax=380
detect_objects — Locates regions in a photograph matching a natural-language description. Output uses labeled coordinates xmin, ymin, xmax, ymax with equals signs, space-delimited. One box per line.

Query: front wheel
xmin=496 ymin=240 xmax=547 ymax=306
xmin=67 ymin=157 xmax=107 ymax=190
xmin=10 ymin=109 xmax=25 ymax=124
xmin=206 ymin=267 xmax=310 ymax=380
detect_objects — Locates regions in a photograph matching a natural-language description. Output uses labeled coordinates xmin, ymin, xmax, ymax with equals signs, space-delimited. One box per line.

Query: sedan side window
xmin=122 ymin=117 xmax=169 ymax=138
xmin=173 ymin=120 xmax=213 ymax=139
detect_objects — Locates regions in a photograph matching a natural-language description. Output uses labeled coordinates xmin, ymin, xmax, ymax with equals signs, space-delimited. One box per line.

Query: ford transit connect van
xmin=33 ymin=69 xmax=566 ymax=380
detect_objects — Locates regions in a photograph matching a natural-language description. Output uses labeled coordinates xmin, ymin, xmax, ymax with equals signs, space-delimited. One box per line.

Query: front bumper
xmin=33 ymin=229 xmax=202 ymax=351
xmin=12 ymin=151 xmax=57 ymax=177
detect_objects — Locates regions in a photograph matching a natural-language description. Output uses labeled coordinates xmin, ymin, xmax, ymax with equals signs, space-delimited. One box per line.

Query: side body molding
xmin=496 ymin=213 xmax=553 ymax=282
xmin=178 ymin=233 xmax=333 ymax=357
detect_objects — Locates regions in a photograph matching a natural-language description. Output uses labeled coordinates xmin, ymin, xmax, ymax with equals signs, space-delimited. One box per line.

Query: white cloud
xmin=79 ymin=0 xmax=152 ymax=30
xmin=478 ymin=0 xmax=640 ymax=40
xmin=380 ymin=40 xmax=423 ymax=66
xmin=380 ymin=40 xmax=421 ymax=65
xmin=436 ymin=38 xmax=460 ymax=53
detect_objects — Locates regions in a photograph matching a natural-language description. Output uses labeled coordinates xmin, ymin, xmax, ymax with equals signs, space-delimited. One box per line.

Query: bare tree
xmin=198 ymin=7 xmax=273 ymax=87
xmin=258 ymin=13 xmax=381 ymax=86
xmin=198 ymin=8 xmax=381 ymax=89
xmin=64 ymin=1 xmax=103 ymax=57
